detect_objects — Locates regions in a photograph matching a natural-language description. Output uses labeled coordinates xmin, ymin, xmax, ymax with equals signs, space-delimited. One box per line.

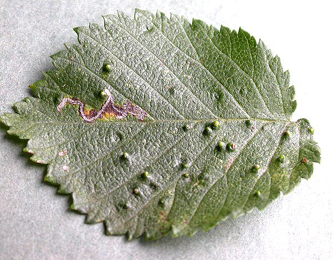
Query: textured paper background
xmin=1 ymin=0 xmax=332 ymax=259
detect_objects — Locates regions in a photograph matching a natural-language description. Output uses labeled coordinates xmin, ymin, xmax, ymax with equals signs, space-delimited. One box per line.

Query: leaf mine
xmin=57 ymin=89 xmax=148 ymax=122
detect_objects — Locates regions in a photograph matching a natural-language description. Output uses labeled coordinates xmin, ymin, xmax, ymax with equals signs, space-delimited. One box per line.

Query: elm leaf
xmin=0 ymin=9 xmax=320 ymax=240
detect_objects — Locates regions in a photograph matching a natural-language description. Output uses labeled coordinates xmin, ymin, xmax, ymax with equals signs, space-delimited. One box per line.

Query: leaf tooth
xmin=50 ymin=50 xmax=67 ymax=60
xmin=57 ymin=183 xmax=72 ymax=194
xmin=86 ymin=212 xmax=103 ymax=224
xmin=0 ymin=113 xmax=20 ymax=127
xmin=88 ymin=22 xmax=101 ymax=30
xmin=30 ymin=154 xmax=47 ymax=164
xmin=44 ymin=174 xmax=58 ymax=185
xmin=290 ymin=100 xmax=297 ymax=113
xmin=73 ymin=26 xmax=84 ymax=35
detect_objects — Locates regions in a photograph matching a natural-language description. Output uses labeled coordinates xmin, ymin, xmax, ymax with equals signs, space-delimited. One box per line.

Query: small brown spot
xmin=302 ymin=158 xmax=309 ymax=164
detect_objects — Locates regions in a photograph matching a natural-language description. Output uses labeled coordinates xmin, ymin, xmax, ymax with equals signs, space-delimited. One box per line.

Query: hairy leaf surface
xmin=0 ymin=9 xmax=320 ymax=240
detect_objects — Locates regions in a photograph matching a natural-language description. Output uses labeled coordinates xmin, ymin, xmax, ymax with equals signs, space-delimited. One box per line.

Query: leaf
xmin=0 ymin=9 xmax=320 ymax=240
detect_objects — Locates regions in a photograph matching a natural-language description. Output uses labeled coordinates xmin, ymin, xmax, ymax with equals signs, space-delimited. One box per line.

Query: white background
xmin=1 ymin=0 xmax=332 ymax=259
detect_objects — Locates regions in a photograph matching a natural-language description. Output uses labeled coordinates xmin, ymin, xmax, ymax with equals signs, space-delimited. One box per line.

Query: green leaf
xmin=0 ymin=9 xmax=320 ymax=240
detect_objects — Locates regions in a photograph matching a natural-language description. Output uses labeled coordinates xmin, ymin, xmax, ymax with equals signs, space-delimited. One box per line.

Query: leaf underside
xmin=0 ymin=9 xmax=320 ymax=240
